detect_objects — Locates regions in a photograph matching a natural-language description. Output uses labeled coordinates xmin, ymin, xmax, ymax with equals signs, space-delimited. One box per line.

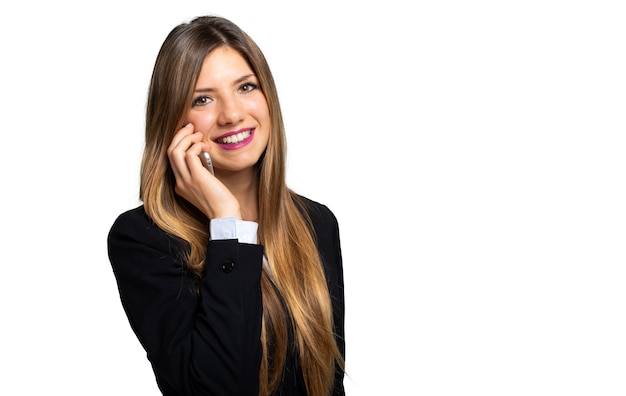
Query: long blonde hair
xmin=139 ymin=16 xmax=343 ymax=395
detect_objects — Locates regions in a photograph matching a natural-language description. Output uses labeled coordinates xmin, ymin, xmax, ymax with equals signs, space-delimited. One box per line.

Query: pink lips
xmin=215 ymin=128 xmax=255 ymax=150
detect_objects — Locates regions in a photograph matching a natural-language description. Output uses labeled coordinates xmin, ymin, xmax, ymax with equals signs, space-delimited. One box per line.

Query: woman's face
xmin=185 ymin=46 xmax=270 ymax=174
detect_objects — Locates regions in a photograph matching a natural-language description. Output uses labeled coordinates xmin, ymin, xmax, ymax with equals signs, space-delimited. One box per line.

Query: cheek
xmin=186 ymin=111 xmax=216 ymax=131
xmin=247 ymin=97 xmax=270 ymax=121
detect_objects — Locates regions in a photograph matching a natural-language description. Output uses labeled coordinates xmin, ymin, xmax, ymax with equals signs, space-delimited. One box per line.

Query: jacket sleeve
xmin=107 ymin=208 xmax=264 ymax=395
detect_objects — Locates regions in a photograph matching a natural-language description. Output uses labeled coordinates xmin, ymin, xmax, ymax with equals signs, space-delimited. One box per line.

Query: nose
xmin=217 ymin=96 xmax=244 ymax=125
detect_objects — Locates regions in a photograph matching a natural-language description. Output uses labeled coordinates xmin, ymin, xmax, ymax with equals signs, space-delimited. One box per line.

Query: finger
xmin=168 ymin=123 xmax=195 ymax=151
xmin=167 ymin=124 xmax=195 ymax=173
xmin=168 ymin=130 xmax=204 ymax=180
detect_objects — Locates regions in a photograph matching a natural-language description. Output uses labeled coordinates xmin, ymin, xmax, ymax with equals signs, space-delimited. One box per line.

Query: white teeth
xmin=219 ymin=130 xmax=251 ymax=144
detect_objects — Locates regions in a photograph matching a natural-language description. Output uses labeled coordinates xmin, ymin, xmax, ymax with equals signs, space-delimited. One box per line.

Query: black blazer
xmin=107 ymin=196 xmax=345 ymax=395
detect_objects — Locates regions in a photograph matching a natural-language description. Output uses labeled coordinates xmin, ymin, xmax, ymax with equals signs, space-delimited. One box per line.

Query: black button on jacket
xmin=107 ymin=196 xmax=345 ymax=395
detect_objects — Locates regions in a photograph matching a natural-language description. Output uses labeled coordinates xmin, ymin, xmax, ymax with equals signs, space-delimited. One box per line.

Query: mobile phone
xmin=199 ymin=151 xmax=214 ymax=175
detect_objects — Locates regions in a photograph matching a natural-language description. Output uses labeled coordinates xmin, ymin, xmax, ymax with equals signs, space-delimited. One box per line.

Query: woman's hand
xmin=167 ymin=123 xmax=241 ymax=219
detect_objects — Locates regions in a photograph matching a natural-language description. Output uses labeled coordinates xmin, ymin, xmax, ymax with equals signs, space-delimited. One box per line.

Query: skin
xmin=167 ymin=46 xmax=271 ymax=222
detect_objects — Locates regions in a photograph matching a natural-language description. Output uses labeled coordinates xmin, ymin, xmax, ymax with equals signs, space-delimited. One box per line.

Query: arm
xmin=107 ymin=207 xmax=263 ymax=395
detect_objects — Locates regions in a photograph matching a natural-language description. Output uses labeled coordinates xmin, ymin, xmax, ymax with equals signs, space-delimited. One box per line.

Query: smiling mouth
xmin=216 ymin=130 xmax=252 ymax=144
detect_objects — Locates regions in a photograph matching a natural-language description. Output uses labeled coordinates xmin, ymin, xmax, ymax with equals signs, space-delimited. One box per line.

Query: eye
xmin=192 ymin=95 xmax=212 ymax=107
xmin=239 ymin=82 xmax=258 ymax=93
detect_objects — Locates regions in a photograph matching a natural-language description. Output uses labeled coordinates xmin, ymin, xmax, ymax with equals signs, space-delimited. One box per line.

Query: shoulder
xmin=107 ymin=205 xmax=183 ymax=255
xmin=293 ymin=194 xmax=342 ymax=252
xmin=294 ymin=194 xmax=339 ymax=230
xmin=110 ymin=205 xmax=150 ymax=227
xmin=293 ymin=194 xmax=344 ymax=292
xmin=109 ymin=205 xmax=156 ymax=239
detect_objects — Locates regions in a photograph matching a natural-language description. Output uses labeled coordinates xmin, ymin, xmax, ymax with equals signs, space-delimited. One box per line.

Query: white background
xmin=1 ymin=1 xmax=625 ymax=395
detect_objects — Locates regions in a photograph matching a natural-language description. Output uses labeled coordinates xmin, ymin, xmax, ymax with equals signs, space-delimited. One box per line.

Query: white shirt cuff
xmin=210 ymin=217 xmax=258 ymax=244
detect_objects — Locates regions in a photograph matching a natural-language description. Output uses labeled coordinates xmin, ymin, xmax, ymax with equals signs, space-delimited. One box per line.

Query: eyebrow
xmin=194 ymin=73 xmax=256 ymax=93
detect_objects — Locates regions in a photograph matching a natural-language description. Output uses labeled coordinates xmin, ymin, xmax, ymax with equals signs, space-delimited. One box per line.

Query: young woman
xmin=107 ymin=16 xmax=345 ymax=395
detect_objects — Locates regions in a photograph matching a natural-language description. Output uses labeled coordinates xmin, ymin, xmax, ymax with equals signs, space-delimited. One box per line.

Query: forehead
xmin=196 ymin=46 xmax=253 ymax=85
